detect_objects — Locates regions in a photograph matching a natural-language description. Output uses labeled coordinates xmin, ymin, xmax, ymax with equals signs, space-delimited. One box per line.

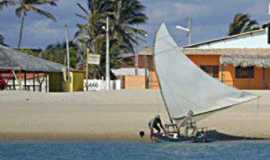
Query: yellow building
xmin=49 ymin=71 xmax=84 ymax=92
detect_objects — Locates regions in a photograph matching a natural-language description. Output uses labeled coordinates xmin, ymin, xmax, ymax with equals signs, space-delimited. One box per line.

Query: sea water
xmin=0 ymin=140 xmax=269 ymax=160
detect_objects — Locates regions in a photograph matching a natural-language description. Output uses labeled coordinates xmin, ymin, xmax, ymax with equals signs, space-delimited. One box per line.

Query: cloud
xmin=0 ymin=0 xmax=80 ymax=48
xmin=28 ymin=20 xmax=59 ymax=35
xmin=245 ymin=1 xmax=270 ymax=24
xmin=0 ymin=0 xmax=270 ymax=49
xmin=21 ymin=18 xmax=78 ymax=48
xmin=145 ymin=1 xmax=211 ymax=24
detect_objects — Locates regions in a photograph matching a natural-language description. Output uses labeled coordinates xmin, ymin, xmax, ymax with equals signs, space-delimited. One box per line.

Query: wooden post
xmin=45 ymin=73 xmax=48 ymax=92
xmin=24 ymin=71 xmax=27 ymax=90
xmin=144 ymin=55 xmax=148 ymax=89
xmin=12 ymin=75 xmax=16 ymax=90
xmin=37 ymin=73 xmax=41 ymax=92
xmin=85 ymin=48 xmax=89 ymax=91
xmin=33 ymin=73 xmax=35 ymax=92
xmin=267 ymin=67 xmax=269 ymax=89
xmin=221 ymin=63 xmax=224 ymax=83
xmin=263 ymin=67 xmax=268 ymax=89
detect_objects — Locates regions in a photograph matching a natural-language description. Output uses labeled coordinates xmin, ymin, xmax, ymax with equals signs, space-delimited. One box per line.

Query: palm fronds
xmin=229 ymin=13 xmax=260 ymax=36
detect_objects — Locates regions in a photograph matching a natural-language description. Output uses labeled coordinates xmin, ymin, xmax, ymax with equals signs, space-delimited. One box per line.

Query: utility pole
xmin=176 ymin=17 xmax=192 ymax=45
xmin=105 ymin=16 xmax=110 ymax=91
xmin=188 ymin=17 xmax=192 ymax=45
xmin=64 ymin=25 xmax=70 ymax=74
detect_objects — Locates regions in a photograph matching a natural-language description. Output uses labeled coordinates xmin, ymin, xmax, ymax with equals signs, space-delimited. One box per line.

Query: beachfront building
xmin=118 ymin=23 xmax=270 ymax=90
xmin=0 ymin=45 xmax=84 ymax=92
xmin=115 ymin=48 xmax=159 ymax=90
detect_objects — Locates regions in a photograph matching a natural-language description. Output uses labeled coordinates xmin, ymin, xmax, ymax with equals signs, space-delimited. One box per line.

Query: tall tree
xmin=228 ymin=13 xmax=260 ymax=36
xmin=0 ymin=0 xmax=16 ymax=10
xmin=0 ymin=34 xmax=5 ymax=45
xmin=74 ymin=0 xmax=148 ymax=78
xmin=0 ymin=0 xmax=15 ymax=46
xmin=15 ymin=0 xmax=58 ymax=49
xmin=74 ymin=0 xmax=113 ymax=77
xmin=75 ymin=0 xmax=109 ymax=55
xmin=110 ymin=0 xmax=148 ymax=53
xmin=20 ymin=42 xmax=78 ymax=68
xmin=42 ymin=41 xmax=77 ymax=68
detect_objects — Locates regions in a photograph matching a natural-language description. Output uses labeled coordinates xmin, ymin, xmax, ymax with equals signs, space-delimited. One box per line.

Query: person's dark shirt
xmin=153 ymin=117 xmax=161 ymax=127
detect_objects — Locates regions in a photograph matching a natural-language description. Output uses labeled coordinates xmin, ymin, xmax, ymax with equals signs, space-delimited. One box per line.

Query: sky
xmin=0 ymin=0 xmax=270 ymax=50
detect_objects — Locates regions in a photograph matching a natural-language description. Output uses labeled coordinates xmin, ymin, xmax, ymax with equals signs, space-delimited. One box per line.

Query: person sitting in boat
xmin=180 ymin=110 xmax=197 ymax=136
xmin=148 ymin=114 xmax=165 ymax=140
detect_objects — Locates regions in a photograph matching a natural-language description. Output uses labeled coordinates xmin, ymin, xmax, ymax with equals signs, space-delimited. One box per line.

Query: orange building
xmin=119 ymin=48 xmax=270 ymax=90
xmin=186 ymin=49 xmax=270 ymax=89
xmin=118 ymin=25 xmax=270 ymax=90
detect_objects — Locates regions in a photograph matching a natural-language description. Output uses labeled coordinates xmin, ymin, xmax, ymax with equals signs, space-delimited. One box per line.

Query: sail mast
xmin=153 ymin=27 xmax=174 ymax=124
xmin=154 ymin=61 xmax=174 ymax=124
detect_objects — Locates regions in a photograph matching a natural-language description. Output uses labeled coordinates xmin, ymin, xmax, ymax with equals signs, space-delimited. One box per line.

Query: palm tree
xmin=75 ymin=0 xmax=109 ymax=54
xmin=74 ymin=0 xmax=112 ymax=77
xmin=74 ymin=0 xmax=148 ymax=77
xmin=110 ymin=0 xmax=148 ymax=53
xmin=228 ymin=13 xmax=260 ymax=36
xmin=0 ymin=0 xmax=16 ymax=10
xmin=0 ymin=34 xmax=5 ymax=45
xmin=15 ymin=0 xmax=58 ymax=48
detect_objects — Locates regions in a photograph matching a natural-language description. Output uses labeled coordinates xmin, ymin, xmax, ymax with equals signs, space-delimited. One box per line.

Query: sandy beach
xmin=0 ymin=90 xmax=168 ymax=141
xmin=0 ymin=90 xmax=270 ymax=141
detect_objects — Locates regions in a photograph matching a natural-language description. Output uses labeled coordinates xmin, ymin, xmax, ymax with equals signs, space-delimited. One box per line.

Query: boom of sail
xmin=154 ymin=23 xmax=257 ymax=120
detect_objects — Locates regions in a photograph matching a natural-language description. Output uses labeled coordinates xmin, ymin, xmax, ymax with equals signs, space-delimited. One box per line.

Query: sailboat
xmin=153 ymin=23 xmax=258 ymax=142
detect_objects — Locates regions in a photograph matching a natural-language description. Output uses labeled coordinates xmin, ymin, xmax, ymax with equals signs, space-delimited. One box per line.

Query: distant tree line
xmin=0 ymin=34 xmax=6 ymax=46
xmin=19 ymin=41 xmax=77 ymax=69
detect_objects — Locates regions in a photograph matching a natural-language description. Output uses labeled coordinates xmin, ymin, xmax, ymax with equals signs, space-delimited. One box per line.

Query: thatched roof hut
xmin=0 ymin=45 xmax=65 ymax=72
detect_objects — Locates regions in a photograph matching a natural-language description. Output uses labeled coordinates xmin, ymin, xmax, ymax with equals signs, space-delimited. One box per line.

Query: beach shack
xmin=0 ymin=45 xmax=84 ymax=92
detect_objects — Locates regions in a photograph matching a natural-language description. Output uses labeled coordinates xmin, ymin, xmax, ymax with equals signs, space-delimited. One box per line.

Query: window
xmin=200 ymin=65 xmax=219 ymax=78
xmin=235 ymin=66 xmax=254 ymax=79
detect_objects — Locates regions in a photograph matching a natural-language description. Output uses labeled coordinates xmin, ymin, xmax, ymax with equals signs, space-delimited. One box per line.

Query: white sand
xmin=0 ymin=90 xmax=270 ymax=140
xmin=197 ymin=90 xmax=270 ymax=139
xmin=0 ymin=90 xmax=168 ymax=141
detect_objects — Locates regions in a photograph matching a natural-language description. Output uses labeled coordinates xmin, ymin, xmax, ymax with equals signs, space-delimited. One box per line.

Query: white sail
xmin=154 ymin=23 xmax=257 ymax=120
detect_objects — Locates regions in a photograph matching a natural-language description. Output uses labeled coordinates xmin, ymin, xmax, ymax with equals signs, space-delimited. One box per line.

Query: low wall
xmin=123 ymin=76 xmax=147 ymax=89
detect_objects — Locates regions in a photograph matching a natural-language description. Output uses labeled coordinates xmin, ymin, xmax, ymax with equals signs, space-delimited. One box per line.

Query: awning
xmin=220 ymin=54 xmax=270 ymax=67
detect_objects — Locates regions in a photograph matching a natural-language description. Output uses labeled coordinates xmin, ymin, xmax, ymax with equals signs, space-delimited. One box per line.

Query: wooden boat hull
xmin=152 ymin=133 xmax=212 ymax=143
xmin=152 ymin=129 xmax=260 ymax=143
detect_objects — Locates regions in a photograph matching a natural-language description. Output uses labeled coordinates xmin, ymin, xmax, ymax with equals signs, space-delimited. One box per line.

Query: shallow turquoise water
xmin=0 ymin=140 xmax=269 ymax=160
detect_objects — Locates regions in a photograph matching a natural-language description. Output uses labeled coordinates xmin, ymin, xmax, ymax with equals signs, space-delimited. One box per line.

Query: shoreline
xmin=0 ymin=132 xmax=151 ymax=142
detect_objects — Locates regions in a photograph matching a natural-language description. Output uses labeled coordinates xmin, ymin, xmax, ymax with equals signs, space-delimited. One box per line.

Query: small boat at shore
xmin=152 ymin=23 xmax=259 ymax=143
xmin=152 ymin=132 xmax=211 ymax=143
